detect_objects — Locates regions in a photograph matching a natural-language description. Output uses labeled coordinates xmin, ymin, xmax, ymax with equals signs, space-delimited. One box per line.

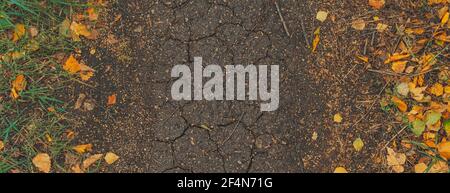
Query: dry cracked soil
xmin=67 ymin=0 xmax=394 ymax=173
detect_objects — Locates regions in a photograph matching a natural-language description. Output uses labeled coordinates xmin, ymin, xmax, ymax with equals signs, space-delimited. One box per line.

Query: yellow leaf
xmin=356 ymin=55 xmax=369 ymax=63
xmin=73 ymin=144 xmax=93 ymax=154
xmin=376 ymin=23 xmax=388 ymax=33
xmin=312 ymin=36 xmax=320 ymax=52
xmin=71 ymin=164 xmax=84 ymax=173
xmin=392 ymin=96 xmax=408 ymax=112
xmin=104 ymin=152 xmax=119 ymax=164
xmin=80 ymin=71 xmax=94 ymax=81
xmin=63 ymin=55 xmax=81 ymax=74
xmin=316 ymin=11 xmax=328 ymax=22
xmin=429 ymin=160 xmax=449 ymax=173
xmin=12 ymin=24 xmax=26 ymax=42
xmin=441 ymin=12 xmax=449 ymax=26
xmin=82 ymin=154 xmax=103 ymax=170
xmin=369 ymin=0 xmax=385 ymax=9
xmin=445 ymin=86 xmax=450 ymax=94
xmin=391 ymin=61 xmax=407 ymax=73
xmin=0 ymin=140 xmax=4 ymax=151
xmin=353 ymin=138 xmax=364 ymax=152
xmin=437 ymin=141 xmax=450 ymax=159
xmin=70 ymin=22 xmax=92 ymax=41
xmin=32 ymin=153 xmax=51 ymax=173
xmin=430 ymin=83 xmax=444 ymax=96
xmin=414 ymin=162 xmax=427 ymax=173
xmin=333 ymin=113 xmax=343 ymax=123
xmin=333 ymin=167 xmax=348 ymax=173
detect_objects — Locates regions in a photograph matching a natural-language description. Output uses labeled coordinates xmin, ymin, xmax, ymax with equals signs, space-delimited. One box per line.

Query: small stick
xmin=274 ymin=1 xmax=291 ymax=37
xmin=300 ymin=18 xmax=310 ymax=47
xmin=221 ymin=112 xmax=245 ymax=146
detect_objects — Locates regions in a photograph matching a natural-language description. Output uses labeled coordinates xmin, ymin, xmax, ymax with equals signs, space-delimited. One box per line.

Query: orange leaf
xmin=12 ymin=24 xmax=26 ymax=42
xmin=384 ymin=53 xmax=410 ymax=64
xmin=107 ymin=94 xmax=117 ymax=106
xmin=63 ymin=55 xmax=81 ymax=74
xmin=392 ymin=96 xmax=408 ymax=112
xmin=82 ymin=154 xmax=103 ymax=170
xmin=73 ymin=144 xmax=92 ymax=154
xmin=87 ymin=7 xmax=99 ymax=21
xmin=391 ymin=61 xmax=408 ymax=73
xmin=369 ymin=0 xmax=385 ymax=9
xmin=10 ymin=74 xmax=26 ymax=99
xmin=438 ymin=141 xmax=450 ymax=159
xmin=32 ymin=153 xmax=51 ymax=173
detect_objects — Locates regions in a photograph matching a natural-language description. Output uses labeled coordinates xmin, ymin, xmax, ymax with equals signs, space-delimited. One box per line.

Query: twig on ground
xmin=300 ymin=18 xmax=310 ymax=47
xmin=274 ymin=1 xmax=291 ymax=37
xmin=221 ymin=112 xmax=245 ymax=146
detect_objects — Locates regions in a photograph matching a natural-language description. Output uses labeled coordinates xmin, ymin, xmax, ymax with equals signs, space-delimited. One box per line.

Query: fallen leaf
xmin=333 ymin=167 xmax=348 ymax=173
xmin=411 ymin=120 xmax=426 ymax=136
xmin=414 ymin=162 xmax=427 ymax=173
xmin=312 ymin=131 xmax=318 ymax=141
xmin=430 ymin=83 xmax=444 ymax=96
xmin=391 ymin=61 xmax=407 ymax=73
xmin=107 ymin=94 xmax=117 ymax=106
xmin=28 ymin=26 xmax=39 ymax=38
xmin=396 ymin=82 xmax=409 ymax=96
xmin=386 ymin=148 xmax=406 ymax=173
xmin=444 ymin=119 xmax=450 ymax=134
xmin=334 ymin=113 xmax=343 ymax=123
xmin=392 ymin=96 xmax=408 ymax=112
xmin=80 ymin=71 xmax=94 ymax=81
xmin=0 ymin=140 xmax=4 ymax=151
xmin=71 ymin=164 xmax=84 ymax=173
xmin=63 ymin=55 xmax=81 ymax=74
xmin=353 ymin=138 xmax=364 ymax=152
xmin=384 ymin=53 xmax=410 ymax=64
xmin=376 ymin=23 xmax=388 ymax=32
xmin=369 ymin=0 xmax=385 ymax=9
xmin=10 ymin=74 xmax=26 ymax=99
xmin=441 ymin=12 xmax=449 ymax=26
xmin=352 ymin=19 xmax=366 ymax=30
xmin=59 ymin=19 xmax=72 ymax=38
xmin=74 ymin=93 xmax=86 ymax=110
xmin=316 ymin=11 xmax=328 ymax=22
xmin=12 ymin=24 xmax=26 ymax=42
xmin=312 ymin=28 xmax=320 ymax=52
xmin=425 ymin=111 xmax=441 ymax=126
xmin=82 ymin=154 xmax=103 ymax=170
xmin=429 ymin=160 xmax=449 ymax=173
xmin=437 ymin=141 xmax=450 ymax=159
xmin=356 ymin=55 xmax=369 ymax=63
xmin=104 ymin=152 xmax=119 ymax=164
xmin=32 ymin=153 xmax=51 ymax=173
xmin=70 ymin=22 xmax=92 ymax=41
xmin=87 ymin=7 xmax=99 ymax=21
xmin=73 ymin=144 xmax=93 ymax=154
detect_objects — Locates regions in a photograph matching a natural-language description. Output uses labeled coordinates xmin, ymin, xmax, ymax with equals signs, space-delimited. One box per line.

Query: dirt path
xmin=70 ymin=0 xmax=392 ymax=173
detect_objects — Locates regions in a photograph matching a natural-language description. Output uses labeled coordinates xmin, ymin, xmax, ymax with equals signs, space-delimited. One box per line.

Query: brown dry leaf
xmin=32 ymin=153 xmax=51 ymax=173
xmin=28 ymin=26 xmax=39 ymax=38
xmin=352 ymin=19 xmax=366 ymax=30
xmin=12 ymin=24 xmax=26 ymax=42
xmin=104 ymin=152 xmax=120 ymax=165
xmin=82 ymin=154 xmax=103 ymax=170
xmin=437 ymin=141 xmax=450 ymax=159
xmin=63 ymin=55 xmax=81 ymax=74
xmin=369 ymin=0 xmax=385 ymax=9
xmin=392 ymin=96 xmax=408 ymax=112
xmin=107 ymin=94 xmax=117 ymax=106
xmin=333 ymin=167 xmax=348 ymax=173
xmin=430 ymin=83 xmax=444 ymax=96
xmin=429 ymin=160 xmax=449 ymax=173
xmin=71 ymin=164 xmax=84 ymax=173
xmin=73 ymin=144 xmax=93 ymax=154
xmin=386 ymin=148 xmax=406 ymax=173
xmin=391 ymin=61 xmax=407 ymax=73
xmin=10 ymin=74 xmax=26 ymax=100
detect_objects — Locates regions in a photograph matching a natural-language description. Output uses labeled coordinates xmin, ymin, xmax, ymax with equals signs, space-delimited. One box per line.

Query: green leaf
xmin=425 ymin=111 xmax=441 ymax=126
xmin=444 ymin=119 xmax=450 ymax=134
xmin=411 ymin=120 xmax=426 ymax=137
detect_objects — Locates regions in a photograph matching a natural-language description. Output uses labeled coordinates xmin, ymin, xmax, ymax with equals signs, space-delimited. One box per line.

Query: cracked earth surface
xmin=68 ymin=0 xmax=391 ymax=172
